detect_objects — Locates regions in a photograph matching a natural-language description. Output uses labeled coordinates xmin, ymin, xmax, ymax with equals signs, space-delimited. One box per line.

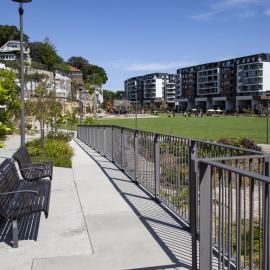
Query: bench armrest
xmin=18 ymin=167 xmax=45 ymax=172
xmin=24 ymin=162 xmax=47 ymax=168
xmin=0 ymin=190 xmax=38 ymax=196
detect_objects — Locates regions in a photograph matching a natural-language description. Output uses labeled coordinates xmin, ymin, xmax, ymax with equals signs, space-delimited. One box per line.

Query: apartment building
xmin=175 ymin=53 xmax=270 ymax=112
xmin=125 ymin=73 xmax=176 ymax=106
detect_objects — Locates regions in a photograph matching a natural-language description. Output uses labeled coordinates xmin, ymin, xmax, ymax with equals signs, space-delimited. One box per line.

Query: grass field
xmin=100 ymin=115 xmax=268 ymax=144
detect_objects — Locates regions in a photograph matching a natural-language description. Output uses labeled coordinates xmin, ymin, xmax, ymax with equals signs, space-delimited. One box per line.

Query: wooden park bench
xmin=0 ymin=158 xmax=51 ymax=248
xmin=13 ymin=147 xmax=53 ymax=182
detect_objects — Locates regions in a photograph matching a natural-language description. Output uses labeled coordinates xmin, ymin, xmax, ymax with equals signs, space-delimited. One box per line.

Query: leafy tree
xmin=46 ymin=92 xmax=62 ymax=132
xmin=25 ymin=85 xmax=62 ymax=146
xmin=85 ymin=64 xmax=108 ymax=85
xmin=0 ymin=69 xmax=20 ymax=139
xmin=29 ymin=38 xmax=69 ymax=95
xmin=25 ymin=71 xmax=49 ymax=96
xmin=0 ymin=25 xmax=29 ymax=47
xmin=65 ymin=112 xmax=79 ymax=131
xmin=84 ymin=81 xmax=95 ymax=95
xmin=103 ymin=89 xmax=116 ymax=103
xmin=0 ymin=60 xmax=19 ymax=70
xmin=115 ymin=91 xmax=124 ymax=99
xmin=29 ymin=39 xmax=63 ymax=71
xmin=67 ymin=56 xmax=108 ymax=86
xmin=67 ymin=56 xmax=89 ymax=71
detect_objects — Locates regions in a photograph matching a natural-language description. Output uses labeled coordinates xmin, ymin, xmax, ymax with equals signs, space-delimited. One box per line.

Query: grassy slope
xmin=100 ymin=115 xmax=267 ymax=143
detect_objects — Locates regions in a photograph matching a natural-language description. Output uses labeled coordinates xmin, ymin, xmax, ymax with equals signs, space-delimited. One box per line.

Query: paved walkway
xmin=0 ymin=135 xmax=192 ymax=270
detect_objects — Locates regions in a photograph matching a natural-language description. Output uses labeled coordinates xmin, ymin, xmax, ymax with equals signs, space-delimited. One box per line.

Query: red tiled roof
xmin=68 ymin=65 xmax=81 ymax=72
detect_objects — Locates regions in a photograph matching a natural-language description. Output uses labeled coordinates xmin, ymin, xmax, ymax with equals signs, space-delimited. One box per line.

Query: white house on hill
xmin=0 ymin=40 xmax=31 ymax=64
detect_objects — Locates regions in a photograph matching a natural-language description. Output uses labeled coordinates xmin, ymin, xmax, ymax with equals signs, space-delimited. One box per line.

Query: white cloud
xmin=190 ymin=0 xmax=261 ymax=20
xmin=190 ymin=11 xmax=220 ymax=21
xmin=212 ymin=0 xmax=260 ymax=9
xmin=126 ymin=60 xmax=196 ymax=72
xmin=265 ymin=9 xmax=270 ymax=16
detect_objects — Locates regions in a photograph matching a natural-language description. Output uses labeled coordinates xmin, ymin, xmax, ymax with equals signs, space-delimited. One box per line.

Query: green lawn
xmin=100 ymin=115 xmax=268 ymax=144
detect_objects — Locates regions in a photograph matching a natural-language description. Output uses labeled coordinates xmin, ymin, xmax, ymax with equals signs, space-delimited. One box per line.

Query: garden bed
xmin=26 ymin=133 xmax=73 ymax=168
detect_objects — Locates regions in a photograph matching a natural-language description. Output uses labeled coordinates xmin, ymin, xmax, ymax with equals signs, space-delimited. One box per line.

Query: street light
xmin=266 ymin=91 xmax=270 ymax=144
xmin=12 ymin=0 xmax=32 ymax=147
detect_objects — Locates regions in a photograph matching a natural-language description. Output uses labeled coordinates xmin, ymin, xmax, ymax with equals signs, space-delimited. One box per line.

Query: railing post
xmin=199 ymin=162 xmax=212 ymax=270
xmin=112 ymin=126 xmax=114 ymax=162
xmin=93 ymin=127 xmax=95 ymax=149
xmin=189 ymin=140 xmax=198 ymax=270
xmin=154 ymin=134 xmax=160 ymax=201
xmin=86 ymin=126 xmax=88 ymax=145
xmin=134 ymin=129 xmax=138 ymax=183
xmin=97 ymin=126 xmax=100 ymax=152
xmin=263 ymin=157 xmax=270 ymax=270
xmin=91 ymin=127 xmax=94 ymax=147
xmin=121 ymin=127 xmax=124 ymax=169
xmin=103 ymin=127 xmax=106 ymax=156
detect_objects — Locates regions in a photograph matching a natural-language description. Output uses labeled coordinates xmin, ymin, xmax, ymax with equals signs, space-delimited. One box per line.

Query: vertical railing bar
xmin=134 ymin=129 xmax=138 ymax=183
xmin=214 ymin=161 xmax=217 ymax=245
xmin=236 ymin=175 xmax=242 ymax=270
xmin=263 ymin=158 xmax=270 ymax=270
xmin=154 ymin=133 xmax=160 ymax=201
xmin=249 ymin=177 xmax=254 ymax=270
xmin=111 ymin=126 xmax=114 ymax=162
xmin=218 ymin=167 xmax=222 ymax=270
xmin=199 ymin=162 xmax=212 ymax=270
xmin=227 ymin=171 xmax=232 ymax=270
xmin=103 ymin=127 xmax=107 ymax=156
xmin=121 ymin=127 xmax=124 ymax=169
xmin=189 ymin=140 xmax=198 ymax=270
xmin=222 ymin=168 xmax=225 ymax=270
xmin=244 ymin=175 xmax=247 ymax=269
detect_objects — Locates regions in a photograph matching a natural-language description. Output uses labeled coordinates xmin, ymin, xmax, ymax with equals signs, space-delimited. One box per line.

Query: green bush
xmin=26 ymin=137 xmax=73 ymax=168
xmin=83 ymin=117 xmax=100 ymax=125
xmin=239 ymin=138 xmax=261 ymax=151
xmin=217 ymin=137 xmax=261 ymax=151
xmin=47 ymin=131 xmax=72 ymax=142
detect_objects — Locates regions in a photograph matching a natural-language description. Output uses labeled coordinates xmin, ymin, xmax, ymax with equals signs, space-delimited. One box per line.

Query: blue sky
xmin=1 ymin=0 xmax=270 ymax=90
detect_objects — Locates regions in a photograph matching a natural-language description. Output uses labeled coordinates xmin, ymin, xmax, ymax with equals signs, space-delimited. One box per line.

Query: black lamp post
xmin=266 ymin=91 xmax=270 ymax=144
xmin=12 ymin=0 xmax=32 ymax=147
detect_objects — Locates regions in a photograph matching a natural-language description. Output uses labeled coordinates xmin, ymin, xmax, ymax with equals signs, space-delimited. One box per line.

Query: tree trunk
xmin=40 ymin=120 xmax=45 ymax=148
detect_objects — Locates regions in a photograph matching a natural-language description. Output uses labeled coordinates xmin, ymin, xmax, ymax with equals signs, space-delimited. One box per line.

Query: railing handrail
xmin=198 ymin=158 xmax=270 ymax=184
xmin=78 ymin=124 xmax=264 ymax=156
xmin=200 ymin=154 xmax=270 ymax=162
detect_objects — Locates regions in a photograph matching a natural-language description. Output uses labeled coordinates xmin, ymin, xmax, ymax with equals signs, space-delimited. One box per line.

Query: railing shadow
xmin=76 ymin=139 xmax=193 ymax=270
xmin=0 ymin=212 xmax=41 ymax=247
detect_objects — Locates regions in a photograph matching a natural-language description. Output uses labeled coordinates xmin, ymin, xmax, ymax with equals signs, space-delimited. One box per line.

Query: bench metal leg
xmin=12 ymin=220 xmax=18 ymax=248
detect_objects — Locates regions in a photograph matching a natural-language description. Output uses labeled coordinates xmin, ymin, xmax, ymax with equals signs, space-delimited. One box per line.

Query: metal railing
xmin=77 ymin=125 xmax=269 ymax=270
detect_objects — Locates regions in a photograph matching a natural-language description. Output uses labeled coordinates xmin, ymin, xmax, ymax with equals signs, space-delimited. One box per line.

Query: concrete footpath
xmin=0 ymin=135 xmax=191 ymax=270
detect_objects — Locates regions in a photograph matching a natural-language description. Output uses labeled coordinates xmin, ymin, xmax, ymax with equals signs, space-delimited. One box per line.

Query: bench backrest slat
xmin=0 ymin=159 xmax=21 ymax=219
xmin=12 ymin=147 xmax=32 ymax=169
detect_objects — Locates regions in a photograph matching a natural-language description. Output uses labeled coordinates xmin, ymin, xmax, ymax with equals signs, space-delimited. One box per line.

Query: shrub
xmin=239 ymin=138 xmax=261 ymax=151
xmin=83 ymin=117 xmax=100 ymax=126
xmin=217 ymin=137 xmax=261 ymax=151
xmin=217 ymin=137 xmax=241 ymax=148
xmin=26 ymin=137 xmax=73 ymax=168
xmin=47 ymin=131 xmax=72 ymax=142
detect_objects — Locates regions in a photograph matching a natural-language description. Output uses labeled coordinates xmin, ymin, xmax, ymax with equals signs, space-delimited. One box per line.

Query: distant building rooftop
xmin=68 ymin=65 xmax=82 ymax=73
